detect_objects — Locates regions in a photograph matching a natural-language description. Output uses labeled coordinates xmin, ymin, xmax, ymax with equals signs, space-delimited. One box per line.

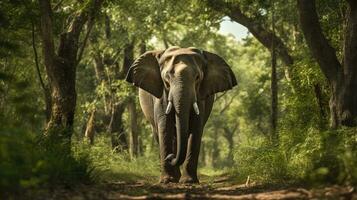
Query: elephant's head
xmin=126 ymin=46 xmax=237 ymax=166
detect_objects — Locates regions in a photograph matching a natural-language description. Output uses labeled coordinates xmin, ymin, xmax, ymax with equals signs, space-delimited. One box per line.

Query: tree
xmin=38 ymin=0 xmax=103 ymax=150
xmin=128 ymin=98 xmax=139 ymax=157
xmin=203 ymin=0 xmax=293 ymax=140
xmin=270 ymin=2 xmax=278 ymax=140
xmin=89 ymin=13 xmax=129 ymax=151
xmin=297 ymin=0 xmax=357 ymax=128
xmin=205 ymin=0 xmax=293 ymax=67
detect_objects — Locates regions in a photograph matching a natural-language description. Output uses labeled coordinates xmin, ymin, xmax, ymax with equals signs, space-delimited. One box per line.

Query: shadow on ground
xmin=22 ymin=173 xmax=356 ymax=200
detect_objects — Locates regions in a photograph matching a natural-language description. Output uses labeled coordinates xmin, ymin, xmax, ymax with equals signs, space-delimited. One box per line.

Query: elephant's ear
xmin=126 ymin=50 xmax=164 ymax=98
xmin=199 ymin=51 xmax=237 ymax=99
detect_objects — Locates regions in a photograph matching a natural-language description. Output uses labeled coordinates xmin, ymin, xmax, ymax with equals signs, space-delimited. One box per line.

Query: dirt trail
xmin=37 ymin=175 xmax=355 ymax=200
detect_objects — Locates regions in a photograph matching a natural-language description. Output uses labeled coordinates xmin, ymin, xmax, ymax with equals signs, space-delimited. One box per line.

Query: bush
xmin=233 ymin=127 xmax=357 ymax=185
xmin=0 ymin=128 xmax=94 ymax=196
xmin=234 ymin=140 xmax=290 ymax=183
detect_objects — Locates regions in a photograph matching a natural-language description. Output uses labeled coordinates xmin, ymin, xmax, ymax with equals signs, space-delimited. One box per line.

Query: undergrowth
xmin=0 ymin=130 xmax=161 ymax=197
xmin=232 ymin=127 xmax=357 ymax=186
xmin=75 ymin=135 xmax=160 ymax=183
xmin=0 ymin=128 xmax=93 ymax=197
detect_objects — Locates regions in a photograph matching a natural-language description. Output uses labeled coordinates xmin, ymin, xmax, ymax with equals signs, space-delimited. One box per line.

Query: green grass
xmin=231 ymin=127 xmax=357 ymax=186
xmin=74 ymin=135 xmax=160 ymax=183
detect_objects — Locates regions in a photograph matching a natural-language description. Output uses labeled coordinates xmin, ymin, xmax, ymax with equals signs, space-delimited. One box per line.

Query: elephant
xmin=125 ymin=46 xmax=237 ymax=183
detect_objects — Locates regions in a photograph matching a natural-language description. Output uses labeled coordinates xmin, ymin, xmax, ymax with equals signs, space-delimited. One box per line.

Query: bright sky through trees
xmin=219 ymin=17 xmax=248 ymax=40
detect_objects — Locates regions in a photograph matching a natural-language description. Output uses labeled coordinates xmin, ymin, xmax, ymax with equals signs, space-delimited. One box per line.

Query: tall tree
xmin=123 ymin=40 xmax=139 ymax=158
xmin=297 ymin=0 xmax=357 ymax=128
xmin=38 ymin=0 xmax=103 ymax=149
xmin=270 ymin=1 xmax=278 ymax=140
xmin=128 ymin=99 xmax=139 ymax=157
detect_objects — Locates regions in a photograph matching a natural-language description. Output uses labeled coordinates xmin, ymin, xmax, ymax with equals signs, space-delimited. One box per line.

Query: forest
xmin=0 ymin=0 xmax=356 ymax=199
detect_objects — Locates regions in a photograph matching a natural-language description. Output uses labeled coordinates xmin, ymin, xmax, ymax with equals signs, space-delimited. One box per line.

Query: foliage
xmin=233 ymin=127 xmax=357 ymax=185
xmin=1 ymin=0 xmax=357 ymax=196
xmin=0 ymin=128 xmax=94 ymax=196
xmin=75 ymin=135 xmax=160 ymax=183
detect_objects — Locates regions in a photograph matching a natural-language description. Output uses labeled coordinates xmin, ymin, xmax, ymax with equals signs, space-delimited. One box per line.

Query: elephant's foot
xmin=179 ymin=175 xmax=199 ymax=184
xmin=159 ymin=175 xmax=179 ymax=184
xmin=159 ymin=167 xmax=181 ymax=184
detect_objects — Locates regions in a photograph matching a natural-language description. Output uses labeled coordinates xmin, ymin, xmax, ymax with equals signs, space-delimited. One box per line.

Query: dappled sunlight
xmin=1 ymin=0 xmax=356 ymax=199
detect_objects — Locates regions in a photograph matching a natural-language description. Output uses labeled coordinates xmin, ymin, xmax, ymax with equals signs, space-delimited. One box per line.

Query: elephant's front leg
xmin=180 ymin=113 xmax=203 ymax=183
xmin=157 ymin=111 xmax=181 ymax=183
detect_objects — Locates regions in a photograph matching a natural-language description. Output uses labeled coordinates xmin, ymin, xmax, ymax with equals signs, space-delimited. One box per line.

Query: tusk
xmin=193 ymin=102 xmax=200 ymax=115
xmin=165 ymin=101 xmax=173 ymax=114
xmin=165 ymin=154 xmax=175 ymax=161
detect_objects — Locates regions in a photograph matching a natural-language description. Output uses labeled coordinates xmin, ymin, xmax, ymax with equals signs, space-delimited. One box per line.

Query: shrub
xmin=233 ymin=127 xmax=357 ymax=185
xmin=0 ymin=128 xmax=93 ymax=196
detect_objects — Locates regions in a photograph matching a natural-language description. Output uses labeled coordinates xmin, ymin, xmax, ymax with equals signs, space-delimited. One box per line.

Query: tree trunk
xmin=223 ymin=126 xmax=236 ymax=167
xmin=122 ymin=41 xmax=135 ymax=76
xmin=39 ymin=0 xmax=77 ymax=146
xmin=200 ymin=142 xmax=206 ymax=165
xmin=128 ymin=99 xmax=139 ymax=158
xmin=270 ymin=52 xmax=278 ymax=139
xmin=270 ymin=6 xmax=278 ymax=141
xmin=211 ymin=128 xmax=219 ymax=168
xmin=340 ymin=1 xmax=357 ymax=126
xmin=140 ymin=41 xmax=146 ymax=54
xmin=298 ymin=0 xmax=357 ymax=128
xmin=38 ymin=0 xmax=102 ymax=151
xmin=108 ymin=102 xmax=128 ymax=151
xmin=138 ymin=131 xmax=144 ymax=156
xmin=120 ymin=39 xmax=136 ymax=154
xmin=92 ymin=53 xmax=127 ymax=148
xmin=91 ymin=25 xmax=132 ymax=149
xmin=93 ymin=53 xmax=112 ymax=116
xmin=227 ymin=134 xmax=234 ymax=167
xmin=314 ymin=84 xmax=328 ymax=129
xmin=85 ymin=109 xmax=96 ymax=144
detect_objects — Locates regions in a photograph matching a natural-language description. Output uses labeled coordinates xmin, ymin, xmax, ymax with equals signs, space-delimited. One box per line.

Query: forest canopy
xmin=0 ymin=0 xmax=356 ymax=198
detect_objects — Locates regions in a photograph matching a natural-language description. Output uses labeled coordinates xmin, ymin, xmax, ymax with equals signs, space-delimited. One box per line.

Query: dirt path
xmin=40 ymin=175 xmax=356 ymax=200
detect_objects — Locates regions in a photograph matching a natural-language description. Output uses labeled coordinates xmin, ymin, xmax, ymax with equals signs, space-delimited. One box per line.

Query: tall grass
xmin=74 ymin=135 xmax=160 ymax=183
xmin=232 ymin=127 xmax=357 ymax=185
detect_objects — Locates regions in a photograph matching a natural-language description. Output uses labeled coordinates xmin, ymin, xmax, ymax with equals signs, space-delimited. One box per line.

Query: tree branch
xmin=220 ymin=93 xmax=239 ymax=114
xmin=206 ymin=1 xmax=294 ymax=67
xmin=76 ymin=0 xmax=103 ymax=64
xmin=31 ymin=21 xmax=47 ymax=92
xmin=214 ymin=91 xmax=227 ymax=102
xmin=38 ymin=0 xmax=56 ymax=70
xmin=53 ymin=0 xmax=65 ymax=11
xmin=77 ymin=19 xmax=94 ymax=65
xmin=297 ymin=0 xmax=342 ymax=82
xmin=57 ymin=0 xmax=103 ymax=64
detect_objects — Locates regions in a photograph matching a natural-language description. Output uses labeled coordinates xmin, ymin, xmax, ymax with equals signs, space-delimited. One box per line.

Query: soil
xmin=21 ymin=175 xmax=356 ymax=200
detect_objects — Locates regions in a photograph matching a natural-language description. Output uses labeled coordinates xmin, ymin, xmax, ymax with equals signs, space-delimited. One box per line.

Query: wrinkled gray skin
xmin=126 ymin=47 xmax=237 ymax=183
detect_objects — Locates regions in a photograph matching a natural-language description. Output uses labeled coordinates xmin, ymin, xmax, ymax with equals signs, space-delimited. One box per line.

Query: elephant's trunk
xmin=165 ymin=84 xmax=192 ymax=166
